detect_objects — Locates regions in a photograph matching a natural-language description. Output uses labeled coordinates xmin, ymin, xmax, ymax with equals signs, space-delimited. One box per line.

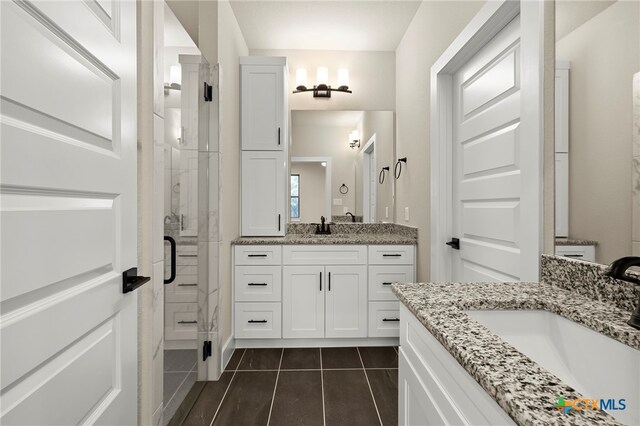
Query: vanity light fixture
xmin=293 ymin=67 xmax=352 ymax=98
xmin=164 ymin=64 xmax=182 ymax=93
xmin=349 ymin=130 xmax=360 ymax=149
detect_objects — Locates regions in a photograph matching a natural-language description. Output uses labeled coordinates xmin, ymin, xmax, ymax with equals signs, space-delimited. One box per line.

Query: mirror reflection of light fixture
xmin=164 ymin=65 xmax=182 ymax=93
xmin=293 ymin=67 xmax=352 ymax=98
xmin=349 ymin=130 xmax=360 ymax=149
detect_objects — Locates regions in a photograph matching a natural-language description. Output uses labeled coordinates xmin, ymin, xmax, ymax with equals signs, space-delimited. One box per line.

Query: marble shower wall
xmin=633 ymin=73 xmax=640 ymax=257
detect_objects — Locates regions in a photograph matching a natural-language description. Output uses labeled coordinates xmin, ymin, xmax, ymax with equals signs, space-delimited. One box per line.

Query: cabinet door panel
xmin=241 ymin=65 xmax=284 ymax=151
xmin=283 ymin=266 xmax=324 ymax=338
xmin=241 ymin=151 xmax=285 ymax=236
xmin=325 ymin=266 xmax=367 ymax=338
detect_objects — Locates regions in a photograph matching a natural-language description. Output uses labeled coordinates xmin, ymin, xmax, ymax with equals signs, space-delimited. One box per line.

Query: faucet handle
xmin=606 ymin=256 xmax=640 ymax=285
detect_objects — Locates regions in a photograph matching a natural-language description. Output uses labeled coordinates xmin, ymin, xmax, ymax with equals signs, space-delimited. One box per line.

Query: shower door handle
xmin=164 ymin=236 xmax=176 ymax=284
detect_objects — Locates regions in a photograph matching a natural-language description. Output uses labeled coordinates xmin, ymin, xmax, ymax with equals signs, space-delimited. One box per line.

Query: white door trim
xmin=291 ymin=156 xmax=332 ymax=221
xmin=361 ymin=135 xmax=376 ymax=223
xmin=430 ymin=0 xmax=544 ymax=282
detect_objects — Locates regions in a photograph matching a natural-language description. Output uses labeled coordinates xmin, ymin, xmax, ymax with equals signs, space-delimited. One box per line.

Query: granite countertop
xmin=233 ymin=233 xmax=417 ymax=245
xmin=392 ymin=281 xmax=640 ymax=426
xmin=555 ymin=238 xmax=599 ymax=246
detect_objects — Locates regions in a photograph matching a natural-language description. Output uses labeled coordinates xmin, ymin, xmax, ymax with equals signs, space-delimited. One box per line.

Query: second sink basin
xmin=466 ymin=309 xmax=640 ymax=425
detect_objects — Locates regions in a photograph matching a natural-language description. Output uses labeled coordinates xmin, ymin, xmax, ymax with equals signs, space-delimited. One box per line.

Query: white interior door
xmin=1 ymin=1 xmax=138 ymax=424
xmin=451 ymin=16 xmax=524 ymax=282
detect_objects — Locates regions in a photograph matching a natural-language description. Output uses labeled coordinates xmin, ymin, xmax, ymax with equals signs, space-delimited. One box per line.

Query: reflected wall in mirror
xmin=290 ymin=110 xmax=395 ymax=224
xmin=554 ymin=0 xmax=639 ymax=264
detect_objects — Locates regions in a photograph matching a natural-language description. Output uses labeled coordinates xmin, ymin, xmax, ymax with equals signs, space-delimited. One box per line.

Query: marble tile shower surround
xmin=285 ymin=222 xmax=418 ymax=238
xmin=540 ymin=254 xmax=640 ymax=312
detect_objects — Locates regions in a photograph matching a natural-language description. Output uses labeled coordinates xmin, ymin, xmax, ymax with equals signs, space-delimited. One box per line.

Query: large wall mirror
xmin=290 ymin=110 xmax=395 ymax=224
xmin=554 ymin=0 xmax=639 ymax=264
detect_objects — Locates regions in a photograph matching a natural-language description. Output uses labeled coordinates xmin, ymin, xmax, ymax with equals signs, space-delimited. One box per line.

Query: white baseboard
xmin=235 ymin=337 xmax=399 ymax=348
xmin=221 ymin=335 xmax=236 ymax=372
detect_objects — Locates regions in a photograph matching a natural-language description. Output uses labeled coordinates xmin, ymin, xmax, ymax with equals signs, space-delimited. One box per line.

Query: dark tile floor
xmin=179 ymin=346 xmax=398 ymax=426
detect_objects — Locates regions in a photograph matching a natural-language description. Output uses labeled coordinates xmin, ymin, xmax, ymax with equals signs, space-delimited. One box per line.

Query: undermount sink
xmin=466 ymin=310 xmax=640 ymax=425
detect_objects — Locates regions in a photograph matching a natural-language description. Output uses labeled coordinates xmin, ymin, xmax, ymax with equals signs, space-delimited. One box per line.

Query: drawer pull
xmin=563 ymin=254 xmax=583 ymax=258
xmin=248 ymin=254 xmax=268 ymax=258
xmin=248 ymin=319 xmax=268 ymax=323
xmin=248 ymin=282 xmax=268 ymax=286
xmin=178 ymin=254 xmax=198 ymax=258
xmin=382 ymin=282 xmax=393 ymax=286
xmin=178 ymin=320 xmax=197 ymax=324
xmin=178 ymin=283 xmax=198 ymax=287
xmin=382 ymin=318 xmax=400 ymax=322
xmin=383 ymin=254 xmax=402 ymax=257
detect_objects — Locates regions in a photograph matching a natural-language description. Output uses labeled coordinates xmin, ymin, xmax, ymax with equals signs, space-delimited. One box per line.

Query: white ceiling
xmin=164 ymin=3 xmax=197 ymax=48
xmin=555 ymin=0 xmax=616 ymax=41
xmin=292 ymin=110 xmax=364 ymax=127
xmin=229 ymin=0 xmax=422 ymax=51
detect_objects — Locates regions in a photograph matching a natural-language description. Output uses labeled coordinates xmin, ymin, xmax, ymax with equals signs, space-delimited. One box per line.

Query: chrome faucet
xmin=605 ymin=256 xmax=640 ymax=330
xmin=345 ymin=212 xmax=356 ymax=222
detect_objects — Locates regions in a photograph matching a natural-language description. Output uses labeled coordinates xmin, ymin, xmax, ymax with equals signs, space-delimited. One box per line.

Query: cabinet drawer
xmin=368 ymin=265 xmax=414 ymax=301
xmin=235 ymin=245 xmax=282 ymax=265
xmin=235 ymin=266 xmax=282 ymax=302
xmin=176 ymin=250 xmax=198 ymax=266
xmin=369 ymin=301 xmax=400 ymax=337
xmin=165 ymin=303 xmax=197 ymax=341
xmin=165 ymin=274 xmax=198 ymax=303
xmin=235 ymin=303 xmax=282 ymax=339
xmin=283 ymin=245 xmax=366 ymax=265
xmin=368 ymin=245 xmax=414 ymax=265
xmin=555 ymin=245 xmax=595 ymax=262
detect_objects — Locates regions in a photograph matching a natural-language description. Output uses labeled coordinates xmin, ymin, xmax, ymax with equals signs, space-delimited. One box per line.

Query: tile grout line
xmin=266 ymin=348 xmax=284 ymax=426
xmin=208 ymin=349 xmax=246 ymax=426
xmin=357 ymin=348 xmax=384 ymax=426
xmin=320 ymin=348 xmax=326 ymax=426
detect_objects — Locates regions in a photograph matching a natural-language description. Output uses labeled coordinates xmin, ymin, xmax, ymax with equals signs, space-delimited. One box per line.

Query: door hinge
xmin=203 ymin=340 xmax=212 ymax=361
xmin=204 ymin=82 xmax=213 ymax=102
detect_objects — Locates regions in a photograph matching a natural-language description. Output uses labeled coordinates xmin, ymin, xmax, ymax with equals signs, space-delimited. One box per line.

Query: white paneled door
xmin=452 ymin=16 xmax=524 ymax=282
xmin=1 ymin=1 xmax=138 ymax=424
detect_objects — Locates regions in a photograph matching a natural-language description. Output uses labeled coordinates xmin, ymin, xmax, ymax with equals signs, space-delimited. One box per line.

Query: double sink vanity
xmin=233 ymin=224 xmax=640 ymax=425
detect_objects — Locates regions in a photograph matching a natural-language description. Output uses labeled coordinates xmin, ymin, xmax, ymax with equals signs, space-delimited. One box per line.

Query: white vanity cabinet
xmin=240 ymin=57 xmax=288 ymax=237
xmin=233 ymin=244 xmax=415 ymax=344
xmin=282 ymin=245 xmax=368 ymax=339
xmin=234 ymin=246 xmax=283 ymax=339
xmin=368 ymin=246 xmax=415 ymax=337
xmin=240 ymin=60 xmax=286 ymax=151
xmin=282 ymin=264 xmax=368 ymax=339
xmin=241 ymin=151 xmax=286 ymax=236
xmin=399 ymin=304 xmax=515 ymax=425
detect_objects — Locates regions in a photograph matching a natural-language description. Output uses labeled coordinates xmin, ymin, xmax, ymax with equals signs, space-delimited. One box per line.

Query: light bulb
xmin=317 ymin=67 xmax=328 ymax=85
xmin=295 ymin=68 xmax=308 ymax=89
xmin=337 ymin=68 xmax=349 ymax=88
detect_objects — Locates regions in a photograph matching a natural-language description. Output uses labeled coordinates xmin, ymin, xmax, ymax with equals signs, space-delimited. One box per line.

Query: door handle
xmin=446 ymin=238 xmax=460 ymax=250
xmin=122 ymin=267 xmax=151 ymax=293
xmin=164 ymin=236 xmax=176 ymax=284
xmin=178 ymin=320 xmax=197 ymax=324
